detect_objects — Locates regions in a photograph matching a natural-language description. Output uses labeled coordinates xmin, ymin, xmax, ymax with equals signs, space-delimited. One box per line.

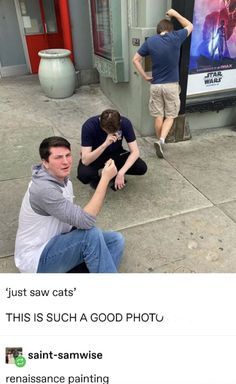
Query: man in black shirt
xmin=77 ymin=109 xmax=147 ymax=190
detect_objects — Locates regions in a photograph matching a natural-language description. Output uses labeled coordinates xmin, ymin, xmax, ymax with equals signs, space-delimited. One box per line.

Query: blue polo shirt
xmin=138 ymin=28 xmax=188 ymax=84
xmin=81 ymin=115 xmax=136 ymax=155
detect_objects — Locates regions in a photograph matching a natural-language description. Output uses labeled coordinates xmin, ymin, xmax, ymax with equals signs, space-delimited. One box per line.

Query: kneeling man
xmin=77 ymin=109 xmax=147 ymax=190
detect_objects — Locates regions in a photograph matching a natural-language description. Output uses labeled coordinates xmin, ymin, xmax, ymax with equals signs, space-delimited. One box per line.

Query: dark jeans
xmin=77 ymin=150 xmax=147 ymax=185
xmin=37 ymin=227 xmax=124 ymax=273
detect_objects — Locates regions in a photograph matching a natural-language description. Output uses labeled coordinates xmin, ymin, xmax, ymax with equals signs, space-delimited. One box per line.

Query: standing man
xmin=77 ymin=109 xmax=147 ymax=190
xmin=132 ymin=9 xmax=193 ymax=158
xmin=15 ymin=136 xmax=124 ymax=273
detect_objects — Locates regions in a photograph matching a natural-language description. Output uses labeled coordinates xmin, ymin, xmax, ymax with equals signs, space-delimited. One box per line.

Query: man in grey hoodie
xmin=14 ymin=136 xmax=124 ymax=273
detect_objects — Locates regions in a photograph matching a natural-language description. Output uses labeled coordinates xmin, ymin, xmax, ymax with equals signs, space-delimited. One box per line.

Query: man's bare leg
xmin=160 ymin=117 xmax=174 ymax=142
xmin=154 ymin=116 xmax=164 ymax=139
xmin=154 ymin=116 xmax=164 ymax=158
xmin=154 ymin=117 xmax=174 ymax=159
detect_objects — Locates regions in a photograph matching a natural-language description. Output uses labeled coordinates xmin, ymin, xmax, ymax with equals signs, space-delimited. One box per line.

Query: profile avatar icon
xmin=5 ymin=347 xmax=26 ymax=367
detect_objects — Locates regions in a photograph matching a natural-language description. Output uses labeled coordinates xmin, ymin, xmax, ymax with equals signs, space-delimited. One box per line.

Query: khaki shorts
xmin=149 ymin=83 xmax=181 ymax=118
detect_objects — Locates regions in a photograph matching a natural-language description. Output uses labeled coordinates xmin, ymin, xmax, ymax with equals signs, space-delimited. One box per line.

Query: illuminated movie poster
xmin=187 ymin=0 xmax=236 ymax=96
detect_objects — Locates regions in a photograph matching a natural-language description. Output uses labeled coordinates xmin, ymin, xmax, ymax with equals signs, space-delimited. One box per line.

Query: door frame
xmin=14 ymin=0 xmax=32 ymax=73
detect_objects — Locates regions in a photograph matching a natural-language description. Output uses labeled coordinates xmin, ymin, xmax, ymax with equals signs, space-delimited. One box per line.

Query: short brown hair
xmin=39 ymin=136 xmax=71 ymax=162
xmin=156 ymin=19 xmax=174 ymax=34
xmin=100 ymin=109 xmax=121 ymax=133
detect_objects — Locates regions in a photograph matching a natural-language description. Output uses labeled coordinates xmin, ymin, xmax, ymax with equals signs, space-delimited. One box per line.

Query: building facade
xmin=0 ymin=0 xmax=97 ymax=84
xmin=1 ymin=0 xmax=235 ymax=134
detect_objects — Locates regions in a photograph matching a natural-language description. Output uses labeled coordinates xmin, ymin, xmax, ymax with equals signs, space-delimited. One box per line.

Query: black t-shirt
xmin=81 ymin=115 xmax=136 ymax=156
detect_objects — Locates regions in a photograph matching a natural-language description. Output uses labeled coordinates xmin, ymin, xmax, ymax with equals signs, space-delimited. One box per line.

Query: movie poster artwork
xmin=187 ymin=0 xmax=236 ymax=96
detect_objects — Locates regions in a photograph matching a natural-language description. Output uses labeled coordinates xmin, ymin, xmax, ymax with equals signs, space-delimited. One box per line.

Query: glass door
xmin=19 ymin=0 xmax=63 ymax=73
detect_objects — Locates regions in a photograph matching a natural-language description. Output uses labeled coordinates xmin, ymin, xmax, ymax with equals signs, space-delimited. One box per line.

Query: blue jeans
xmin=37 ymin=227 xmax=125 ymax=273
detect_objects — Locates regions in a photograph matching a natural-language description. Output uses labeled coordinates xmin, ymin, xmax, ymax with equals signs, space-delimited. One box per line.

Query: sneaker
xmin=154 ymin=141 xmax=164 ymax=158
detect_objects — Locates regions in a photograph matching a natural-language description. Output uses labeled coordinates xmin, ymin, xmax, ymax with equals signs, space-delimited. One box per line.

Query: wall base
xmin=166 ymin=114 xmax=191 ymax=143
xmin=0 ymin=64 xmax=29 ymax=77
xmin=77 ymin=68 xmax=99 ymax=86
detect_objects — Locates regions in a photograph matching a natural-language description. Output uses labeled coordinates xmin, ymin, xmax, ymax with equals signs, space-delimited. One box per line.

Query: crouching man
xmin=77 ymin=109 xmax=147 ymax=190
xmin=15 ymin=136 xmax=124 ymax=273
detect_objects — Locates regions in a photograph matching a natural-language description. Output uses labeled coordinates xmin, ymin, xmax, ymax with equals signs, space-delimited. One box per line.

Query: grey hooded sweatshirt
xmin=14 ymin=165 xmax=96 ymax=273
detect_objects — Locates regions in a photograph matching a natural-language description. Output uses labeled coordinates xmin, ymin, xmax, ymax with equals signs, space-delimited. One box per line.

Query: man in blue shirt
xmin=133 ymin=9 xmax=193 ymax=158
xmin=77 ymin=109 xmax=147 ymax=190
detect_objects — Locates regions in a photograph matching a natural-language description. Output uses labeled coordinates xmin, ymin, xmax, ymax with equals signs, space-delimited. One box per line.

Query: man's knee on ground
xmin=77 ymin=173 xmax=90 ymax=184
xmin=77 ymin=166 xmax=96 ymax=184
xmin=139 ymin=160 xmax=148 ymax=175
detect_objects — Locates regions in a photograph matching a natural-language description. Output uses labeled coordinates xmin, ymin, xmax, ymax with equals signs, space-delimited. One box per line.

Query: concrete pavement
xmin=0 ymin=75 xmax=236 ymax=273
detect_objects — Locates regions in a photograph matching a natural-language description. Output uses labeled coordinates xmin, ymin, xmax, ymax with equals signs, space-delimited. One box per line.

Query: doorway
xmin=0 ymin=0 xmax=28 ymax=77
xmin=17 ymin=0 xmax=64 ymax=73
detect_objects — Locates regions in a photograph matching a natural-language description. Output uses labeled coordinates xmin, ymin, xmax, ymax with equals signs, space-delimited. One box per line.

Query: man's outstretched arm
xmin=83 ymin=159 xmax=117 ymax=216
xmin=166 ymin=8 xmax=193 ymax=36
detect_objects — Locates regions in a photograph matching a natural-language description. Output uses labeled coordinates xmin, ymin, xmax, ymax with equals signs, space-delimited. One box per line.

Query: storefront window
xmin=90 ymin=0 xmax=112 ymax=60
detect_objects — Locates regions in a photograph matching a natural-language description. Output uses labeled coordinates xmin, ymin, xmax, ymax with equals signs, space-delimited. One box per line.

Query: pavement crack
xmin=165 ymin=157 xmax=214 ymax=205
xmin=116 ymin=206 xmax=213 ymax=232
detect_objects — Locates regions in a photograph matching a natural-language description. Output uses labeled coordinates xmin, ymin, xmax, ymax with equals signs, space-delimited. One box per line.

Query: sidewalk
xmin=1 ymin=75 xmax=236 ymax=273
